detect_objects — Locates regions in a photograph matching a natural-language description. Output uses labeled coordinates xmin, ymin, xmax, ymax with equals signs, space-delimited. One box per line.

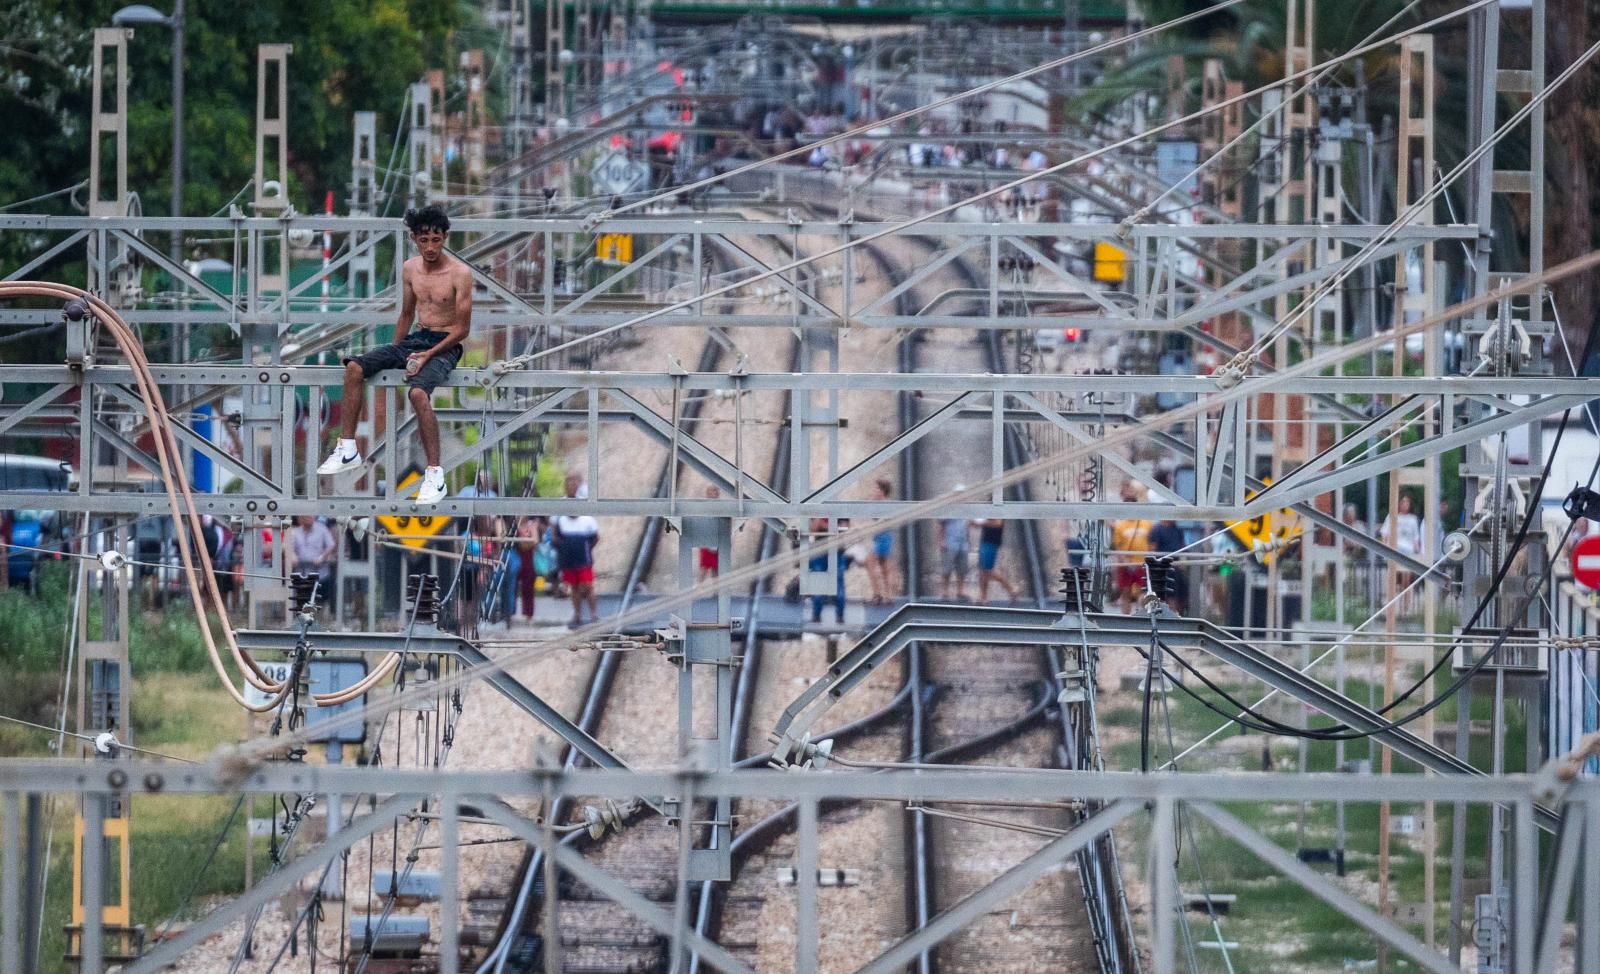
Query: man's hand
xmin=405 ymin=353 xmax=427 ymax=377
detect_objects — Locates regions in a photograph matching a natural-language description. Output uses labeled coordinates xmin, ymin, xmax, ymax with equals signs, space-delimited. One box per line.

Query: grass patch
xmin=23 ymin=672 xmax=270 ymax=973
xmin=33 ymin=791 xmax=269 ymax=974
xmin=1109 ymin=654 xmax=1526 ymax=972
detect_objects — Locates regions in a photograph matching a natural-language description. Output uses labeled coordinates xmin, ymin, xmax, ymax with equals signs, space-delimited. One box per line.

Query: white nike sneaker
xmin=415 ymin=467 xmax=448 ymax=505
xmin=317 ymin=442 xmax=363 ymax=475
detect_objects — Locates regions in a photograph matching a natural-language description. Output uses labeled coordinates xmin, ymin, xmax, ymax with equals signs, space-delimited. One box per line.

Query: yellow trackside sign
xmin=596 ymin=233 xmax=633 ymax=263
xmin=376 ymin=467 xmax=450 ymax=548
xmin=1226 ymin=481 xmax=1302 ymax=564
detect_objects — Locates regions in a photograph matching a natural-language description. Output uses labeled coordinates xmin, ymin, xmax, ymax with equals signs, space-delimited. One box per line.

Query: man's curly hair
xmin=403 ymin=205 xmax=450 ymax=235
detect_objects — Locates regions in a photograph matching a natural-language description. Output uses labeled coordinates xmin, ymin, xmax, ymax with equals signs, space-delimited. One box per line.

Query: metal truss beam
xmin=0 ymin=215 xmax=1474 ymax=337
xmin=124 ymin=792 xmax=413 ymax=974
xmin=0 ymin=760 xmax=1572 ymax=805
xmin=235 ymin=627 xmax=627 ymax=771
xmin=769 ymin=603 xmax=1557 ymax=830
xmin=479 ymin=801 xmax=756 ymax=974
xmin=857 ymin=800 xmax=1141 ymax=974
xmin=16 ymin=364 xmax=1595 ymax=524
xmin=2 ymin=760 xmax=1591 ymax=974
xmin=1191 ymin=801 xmax=1457 ymax=974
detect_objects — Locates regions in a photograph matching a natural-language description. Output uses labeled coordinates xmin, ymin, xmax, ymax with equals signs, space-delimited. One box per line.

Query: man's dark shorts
xmin=345 ymin=329 xmax=463 ymax=394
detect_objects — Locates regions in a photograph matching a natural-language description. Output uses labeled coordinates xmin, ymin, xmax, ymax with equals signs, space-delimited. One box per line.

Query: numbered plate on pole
xmin=243 ymin=660 xmax=296 ymax=709
xmin=590 ymin=151 xmax=649 ymax=196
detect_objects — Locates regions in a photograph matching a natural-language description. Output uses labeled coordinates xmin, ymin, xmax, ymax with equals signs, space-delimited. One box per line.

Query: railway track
xmin=482 ymin=213 xmax=826 ymax=974
xmin=900 ymin=225 xmax=1134 ymax=974
xmin=478 ymin=182 xmax=1136 ymax=974
xmin=474 ymin=238 xmax=742 ymax=973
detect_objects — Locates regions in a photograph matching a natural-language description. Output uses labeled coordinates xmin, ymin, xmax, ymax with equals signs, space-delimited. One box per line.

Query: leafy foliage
xmin=0 ymin=0 xmax=470 ymax=269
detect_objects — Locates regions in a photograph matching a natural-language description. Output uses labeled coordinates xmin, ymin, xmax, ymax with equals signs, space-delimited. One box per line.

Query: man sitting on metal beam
xmin=318 ymin=205 xmax=472 ymax=505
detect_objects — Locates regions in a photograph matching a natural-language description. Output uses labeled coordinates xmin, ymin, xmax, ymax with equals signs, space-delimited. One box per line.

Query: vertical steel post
xmin=1514 ymin=800 xmax=1537 ymax=974
xmin=81 ymin=796 xmax=104 ymax=974
xmin=1583 ymin=794 xmax=1600 ymax=974
xmin=2 ymin=792 xmax=20 ymax=974
xmin=1151 ymin=797 xmax=1176 ymax=974
xmin=798 ymin=799 xmax=819 ymax=972
xmin=439 ymin=797 xmax=459 ymax=974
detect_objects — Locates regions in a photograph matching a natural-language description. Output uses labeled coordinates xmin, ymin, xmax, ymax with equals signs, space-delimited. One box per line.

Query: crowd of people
xmin=155 ymin=458 xmax=1575 ymax=635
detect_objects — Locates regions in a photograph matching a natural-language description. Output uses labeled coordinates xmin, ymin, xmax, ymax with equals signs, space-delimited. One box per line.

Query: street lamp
xmin=112 ymin=1 xmax=184 ymax=265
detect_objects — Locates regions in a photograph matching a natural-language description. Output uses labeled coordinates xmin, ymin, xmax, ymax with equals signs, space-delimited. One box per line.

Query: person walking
xmin=552 ymin=474 xmax=601 ymax=628
xmin=513 ymin=516 xmax=542 ymax=623
xmin=1380 ymin=492 xmax=1424 ymax=608
xmin=939 ymin=487 xmax=971 ymax=600
xmin=1110 ymin=481 xmax=1153 ymax=612
xmin=289 ymin=515 xmax=337 ymax=590
xmin=1147 ymin=518 xmax=1188 ymax=613
xmin=807 ymin=516 xmax=849 ymax=625
xmin=973 ymin=516 xmax=1018 ymax=605
xmin=866 ymin=478 xmax=898 ymax=604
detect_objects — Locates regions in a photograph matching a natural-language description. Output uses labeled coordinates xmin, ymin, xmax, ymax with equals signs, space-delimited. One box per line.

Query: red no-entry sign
xmin=1573 ymin=534 xmax=1600 ymax=588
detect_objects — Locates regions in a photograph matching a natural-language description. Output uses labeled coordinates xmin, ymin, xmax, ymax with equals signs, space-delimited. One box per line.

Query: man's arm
xmin=396 ymin=263 xmax=417 ymax=342
xmin=417 ymin=262 xmax=474 ymax=363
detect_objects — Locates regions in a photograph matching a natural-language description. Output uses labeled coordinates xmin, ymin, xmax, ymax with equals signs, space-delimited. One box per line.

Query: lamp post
xmin=111 ymin=2 xmax=184 ymax=265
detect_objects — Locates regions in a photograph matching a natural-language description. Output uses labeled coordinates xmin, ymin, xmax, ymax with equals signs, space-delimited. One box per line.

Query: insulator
xmin=1144 ymin=556 xmax=1176 ymax=600
xmin=1059 ymin=566 xmax=1097 ymax=613
xmin=288 ymin=572 xmax=321 ymax=612
xmin=406 ymin=573 xmax=442 ymax=625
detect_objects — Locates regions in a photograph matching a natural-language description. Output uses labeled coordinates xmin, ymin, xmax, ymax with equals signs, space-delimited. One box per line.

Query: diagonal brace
xmin=1190 ymin=801 xmax=1457 ymax=974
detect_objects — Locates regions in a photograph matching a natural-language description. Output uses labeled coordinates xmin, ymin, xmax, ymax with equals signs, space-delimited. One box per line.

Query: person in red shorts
xmin=552 ymin=473 xmax=600 ymax=628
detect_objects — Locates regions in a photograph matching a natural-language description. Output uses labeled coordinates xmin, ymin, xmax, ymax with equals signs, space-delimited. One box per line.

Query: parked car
xmin=0 ymin=455 xmax=74 ymax=588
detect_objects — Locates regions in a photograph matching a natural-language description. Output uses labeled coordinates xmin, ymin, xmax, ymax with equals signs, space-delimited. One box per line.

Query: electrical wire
xmin=0 ymin=712 xmax=195 ymax=762
xmin=493 ymin=0 xmax=1501 ymax=379
xmin=0 ymin=181 xmax=87 ymax=213
xmin=1128 ymin=0 xmax=1427 ymax=227
xmin=0 ymin=281 xmax=393 ymax=711
xmin=240 ymin=250 xmax=1600 ymax=760
xmin=1244 ymin=35 xmax=1600 ymax=362
xmin=610 ymin=0 xmax=1253 ymax=219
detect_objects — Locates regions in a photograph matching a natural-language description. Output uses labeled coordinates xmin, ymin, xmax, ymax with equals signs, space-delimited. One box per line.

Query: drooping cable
xmin=234 ymin=251 xmax=1600 ymax=760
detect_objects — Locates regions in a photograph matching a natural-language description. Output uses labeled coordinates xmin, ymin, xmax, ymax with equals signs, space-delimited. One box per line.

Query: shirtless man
xmin=318 ymin=205 xmax=472 ymax=504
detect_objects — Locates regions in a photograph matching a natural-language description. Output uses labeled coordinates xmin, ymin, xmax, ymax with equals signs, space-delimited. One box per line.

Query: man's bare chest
xmin=412 ymin=271 xmax=457 ymax=309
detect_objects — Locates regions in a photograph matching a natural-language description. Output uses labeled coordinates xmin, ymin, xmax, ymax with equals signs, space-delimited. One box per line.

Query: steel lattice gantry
xmin=5 ymin=361 xmax=1593 ymax=527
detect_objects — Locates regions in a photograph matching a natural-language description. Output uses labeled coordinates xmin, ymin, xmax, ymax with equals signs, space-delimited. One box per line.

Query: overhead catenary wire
xmin=1242 ymin=34 xmax=1600 ymax=362
xmin=1125 ymin=0 xmax=1427 ymax=227
xmin=230 ymin=249 xmax=1600 ymax=760
xmin=0 ymin=712 xmax=195 ymax=763
xmin=1160 ymin=513 xmax=1490 ymax=768
xmin=0 ymin=181 xmax=87 ymax=214
xmin=492 ymin=0 xmax=1500 ymax=379
xmin=0 ymin=281 xmax=395 ymax=712
xmin=604 ymin=0 xmax=1254 ymax=219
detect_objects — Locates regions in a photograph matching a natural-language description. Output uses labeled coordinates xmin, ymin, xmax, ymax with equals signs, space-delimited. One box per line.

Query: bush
xmin=0 ymin=562 xmax=71 ymax=671
xmin=131 ymin=611 xmax=211 ymax=673
xmin=0 ymin=562 xmax=210 ymax=674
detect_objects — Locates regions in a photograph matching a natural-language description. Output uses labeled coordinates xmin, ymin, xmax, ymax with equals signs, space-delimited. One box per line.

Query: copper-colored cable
xmin=0 ymin=282 xmax=398 ymax=709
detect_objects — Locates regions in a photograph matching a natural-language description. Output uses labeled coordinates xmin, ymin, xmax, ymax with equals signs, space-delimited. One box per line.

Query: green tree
xmin=0 ymin=0 xmax=474 ymax=268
